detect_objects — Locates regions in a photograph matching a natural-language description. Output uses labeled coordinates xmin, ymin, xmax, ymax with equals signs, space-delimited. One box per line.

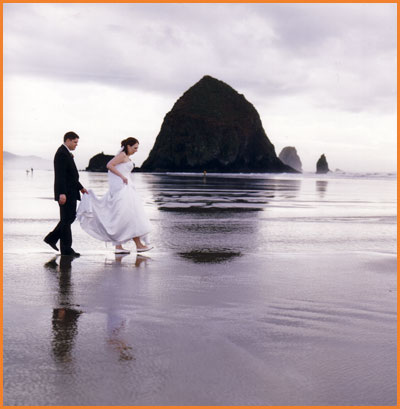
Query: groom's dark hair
xmin=64 ymin=131 xmax=80 ymax=142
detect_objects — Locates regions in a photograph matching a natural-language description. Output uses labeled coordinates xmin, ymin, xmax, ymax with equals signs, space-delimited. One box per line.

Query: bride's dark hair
xmin=121 ymin=137 xmax=139 ymax=154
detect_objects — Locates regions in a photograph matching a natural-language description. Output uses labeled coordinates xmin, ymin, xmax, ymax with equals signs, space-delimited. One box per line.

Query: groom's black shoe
xmin=44 ymin=236 xmax=59 ymax=251
xmin=61 ymin=249 xmax=80 ymax=257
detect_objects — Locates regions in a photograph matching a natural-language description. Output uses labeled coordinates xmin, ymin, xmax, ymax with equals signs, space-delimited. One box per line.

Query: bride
xmin=77 ymin=137 xmax=152 ymax=253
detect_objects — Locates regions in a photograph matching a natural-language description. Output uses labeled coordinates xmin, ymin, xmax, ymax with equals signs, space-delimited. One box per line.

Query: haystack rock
xmin=316 ymin=154 xmax=330 ymax=174
xmin=86 ymin=152 xmax=114 ymax=172
xmin=278 ymin=146 xmax=302 ymax=172
xmin=141 ymin=75 xmax=296 ymax=173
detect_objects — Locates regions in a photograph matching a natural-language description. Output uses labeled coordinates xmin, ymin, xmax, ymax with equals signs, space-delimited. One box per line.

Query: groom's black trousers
xmin=47 ymin=199 xmax=77 ymax=254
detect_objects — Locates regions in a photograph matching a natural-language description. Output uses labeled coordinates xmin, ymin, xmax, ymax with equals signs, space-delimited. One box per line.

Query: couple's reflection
xmin=104 ymin=253 xmax=150 ymax=362
xmin=45 ymin=255 xmax=82 ymax=364
xmin=106 ymin=312 xmax=134 ymax=362
xmin=45 ymin=253 xmax=148 ymax=365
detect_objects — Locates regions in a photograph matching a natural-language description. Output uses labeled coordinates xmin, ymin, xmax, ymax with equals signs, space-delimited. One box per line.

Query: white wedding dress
xmin=77 ymin=161 xmax=151 ymax=245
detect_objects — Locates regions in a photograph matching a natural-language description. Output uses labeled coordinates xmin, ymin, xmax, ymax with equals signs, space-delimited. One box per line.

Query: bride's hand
xmin=122 ymin=177 xmax=128 ymax=184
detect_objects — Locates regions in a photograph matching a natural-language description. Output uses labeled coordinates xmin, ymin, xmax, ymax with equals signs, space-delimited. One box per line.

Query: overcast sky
xmin=4 ymin=3 xmax=397 ymax=172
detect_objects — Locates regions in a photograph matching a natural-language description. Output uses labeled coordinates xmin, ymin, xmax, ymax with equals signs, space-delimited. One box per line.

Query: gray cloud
xmin=4 ymin=3 xmax=396 ymax=113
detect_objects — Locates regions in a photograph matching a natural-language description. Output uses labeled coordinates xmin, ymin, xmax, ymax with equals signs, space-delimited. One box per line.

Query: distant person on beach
xmin=44 ymin=131 xmax=88 ymax=256
xmin=76 ymin=137 xmax=152 ymax=254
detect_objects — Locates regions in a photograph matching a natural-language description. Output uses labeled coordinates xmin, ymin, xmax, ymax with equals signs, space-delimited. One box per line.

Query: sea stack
xmin=86 ymin=152 xmax=114 ymax=172
xmin=141 ymin=75 xmax=296 ymax=173
xmin=316 ymin=154 xmax=330 ymax=174
xmin=278 ymin=146 xmax=302 ymax=172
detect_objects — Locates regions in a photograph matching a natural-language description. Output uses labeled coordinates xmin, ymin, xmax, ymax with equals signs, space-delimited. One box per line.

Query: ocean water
xmin=3 ymin=169 xmax=397 ymax=405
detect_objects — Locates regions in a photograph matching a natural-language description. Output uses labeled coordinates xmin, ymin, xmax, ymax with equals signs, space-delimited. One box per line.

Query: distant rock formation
xmin=278 ymin=146 xmax=302 ymax=172
xmin=316 ymin=154 xmax=330 ymax=174
xmin=86 ymin=152 xmax=114 ymax=172
xmin=141 ymin=75 xmax=296 ymax=173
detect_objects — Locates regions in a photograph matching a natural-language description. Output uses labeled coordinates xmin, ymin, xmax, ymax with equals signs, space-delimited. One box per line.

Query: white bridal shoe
xmin=137 ymin=246 xmax=153 ymax=253
xmin=115 ymin=248 xmax=130 ymax=254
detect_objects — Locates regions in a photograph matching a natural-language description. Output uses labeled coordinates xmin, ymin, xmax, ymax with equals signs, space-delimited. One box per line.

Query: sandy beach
xmin=3 ymin=170 xmax=397 ymax=405
xmin=4 ymin=2 xmax=397 ymax=405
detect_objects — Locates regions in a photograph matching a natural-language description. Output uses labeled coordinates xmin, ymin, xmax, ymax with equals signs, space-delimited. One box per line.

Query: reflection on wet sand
xmin=44 ymin=256 xmax=79 ymax=304
xmin=178 ymin=249 xmax=241 ymax=264
xmin=105 ymin=254 xmax=151 ymax=267
xmin=106 ymin=314 xmax=134 ymax=362
xmin=46 ymin=254 xmax=140 ymax=365
xmin=52 ymin=308 xmax=82 ymax=364
xmin=103 ymin=255 xmax=138 ymax=362
xmin=135 ymin=254 xmax=150 ymax=267
xmin=45 ymin=256 xmax=82 ymax=364
xmin=113 ymin=253 xmax=130 ymax=264
xmin=316 ymin=180 xmax=328 ymax=197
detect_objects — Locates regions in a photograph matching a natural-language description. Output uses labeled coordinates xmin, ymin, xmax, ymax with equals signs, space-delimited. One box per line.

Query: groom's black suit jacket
xmin=54 ymin=145 xmax=83 ymax=201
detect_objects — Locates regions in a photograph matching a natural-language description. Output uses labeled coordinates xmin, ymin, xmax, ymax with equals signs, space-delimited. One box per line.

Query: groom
xmin=44 ymin=131 xmax=88 ymax=256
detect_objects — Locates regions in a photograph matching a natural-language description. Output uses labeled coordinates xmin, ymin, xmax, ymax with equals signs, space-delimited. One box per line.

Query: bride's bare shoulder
xmin=115 ymin=152 xmax=129 ymax=161
xmin=118 ymin=152 xmax=131 ymax=163
xmin=107 ymin=152 xmax=127 ymax=168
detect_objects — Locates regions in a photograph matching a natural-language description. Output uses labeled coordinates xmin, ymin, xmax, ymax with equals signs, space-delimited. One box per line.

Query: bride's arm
xmin=107 ymin=153 xmax=129 ymax=184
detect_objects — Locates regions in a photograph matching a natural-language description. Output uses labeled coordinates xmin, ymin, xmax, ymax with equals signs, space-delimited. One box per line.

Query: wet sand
xmin=3 ymin=170 xmax=397 ymax=405
xmin=4 ymin=248 xmax=396 ymax=405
